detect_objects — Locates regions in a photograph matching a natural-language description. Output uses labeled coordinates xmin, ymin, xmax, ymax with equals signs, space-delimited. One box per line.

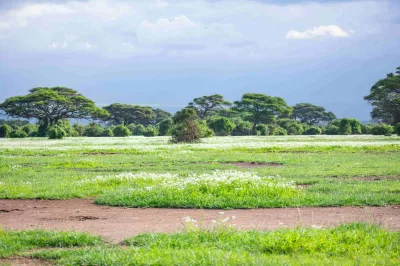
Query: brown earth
xmin=0 ymin=199 xmax=399 ymax=243
xmin=0 ymin=257 xmax=53 ymax=266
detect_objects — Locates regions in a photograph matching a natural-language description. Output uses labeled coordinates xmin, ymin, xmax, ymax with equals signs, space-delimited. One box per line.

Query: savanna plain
xmin=1 ymin=135 xmax=400 ymax=265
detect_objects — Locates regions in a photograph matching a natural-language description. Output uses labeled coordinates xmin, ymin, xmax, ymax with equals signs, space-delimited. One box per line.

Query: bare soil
xmin=352 ymin=176 xmax=400 ymax=181
xmin=1 ymin=199 xmax=399 ymax=243
xmin=0 ymin=257 xmax=53 ymax=266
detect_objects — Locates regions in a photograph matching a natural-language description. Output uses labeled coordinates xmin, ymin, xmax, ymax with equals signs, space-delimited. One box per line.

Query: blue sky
xmin=0 ymin=0 xmax=399 ymax=120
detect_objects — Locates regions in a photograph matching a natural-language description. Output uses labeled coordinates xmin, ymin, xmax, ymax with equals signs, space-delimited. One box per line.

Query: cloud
xmin=48 ymin=41 xmax=68 ymax=49
xmin=286 ymin=25 xmax=351 ymax=39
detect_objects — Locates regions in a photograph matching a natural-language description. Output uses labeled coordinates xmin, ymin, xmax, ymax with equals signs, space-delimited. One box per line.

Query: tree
xmin=103 ymin=104 xmax=155 ymax=126
xmin=152 ymin=108 xmax=172 ymax=124
xmin=291 ymin=103 xmax=336 ymax=125
xmin=171 ymin=108 xmax=201 ymax=143
xmin=364 ymin=67 xmax=400 ymax=125
xmin=188 ymin=94 xmax=232 ymax=119
xmin=233 ymin=93 xmax=291 ymax=130
xmin=0 ymin=87 xmax=101 ymax=134
xmin=208 ymin=117 xmax=235 ymax=136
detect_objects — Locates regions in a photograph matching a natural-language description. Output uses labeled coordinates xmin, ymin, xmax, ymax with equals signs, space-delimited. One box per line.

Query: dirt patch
xmin=225 ymin=162 xmax=283 ymax=168
xmin=0 ymin=257 xmax=53 ymax=266
xmin=0 ymin=208 xmax=23 ymax=213
xmin=353 ymin=176 xmax=400 ymax=181
xmin=1 ymin=199 xmax=399 ymax=243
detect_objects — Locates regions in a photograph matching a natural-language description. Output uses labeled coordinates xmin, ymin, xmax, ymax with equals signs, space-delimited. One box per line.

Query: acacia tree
xmin=233 ymin=93 xmax=291 ymax=130
xmin=291 ymin=103 xmax=336 ymax=125
xmin=152 ymin=108 xmax=172 ymax=124
xmin=188 ymin=94 xmax=232 ymax=119
xmin=103 ymin=104 xmax=156 ymax=126
xmin=0 ymin=87 xmax=102 ymax=135
xmin=364 ymin=67 xmax=400 ymax=125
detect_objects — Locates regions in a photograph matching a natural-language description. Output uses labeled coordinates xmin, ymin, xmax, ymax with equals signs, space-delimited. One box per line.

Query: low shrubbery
xmin=48 ymin=125 xmax=67 ymax=139
xmin=371 ymin=124 xmax=394 ymax=136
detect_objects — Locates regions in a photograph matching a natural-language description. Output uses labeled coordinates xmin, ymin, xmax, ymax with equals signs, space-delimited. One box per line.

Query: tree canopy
xmin=364 ymin=67 xmax=400 ymax=125
xmin=103 ymin=104 xmax=156 ymax=126
xmin=291 ymin=103 xmax=336 ymax=125
xmin=153 ymin=108 xmax=172 ymax=124
xmin=233 ymin=93 xmax=291 ymax=129
xmin=0 ymin=87 xmax=101 ymax=128
xmin=188 ymin=94 xmax=232 ymax=119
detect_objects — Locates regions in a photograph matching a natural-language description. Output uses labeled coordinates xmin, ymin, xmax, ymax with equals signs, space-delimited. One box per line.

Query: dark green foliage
xmin=152 ymin=108 xmax=172 ymax=124
xmin=277 ymin=119 xmax=304 ymax=135
xmin=171 ymin=108 xmax=202 ymax=143
xmin=104 ymin=104 xmax=155 ymax=126
xmin=231 ymin=121 xmax=253 ymax=136
xmin=395 ymin=123 xmax=400 ymax=136
xmin=364 ymin=66 xmax=400 ymax=124
xmin=303 ymin=126 xmax=322 ymax=135
xmin=233 ymin=93 xmax=291 ymax=130
xmin=0 ymin=124 xmax=12 ymax=138
xmin=255 ymin=124 xmax=268 ymax=136
xmin=208 ymin=117 xmax=235 ymax=136
xmin=325 ymin=124 xmax=339 ymax=135
xmin=199 ymin=120 xmax=214 ymax=138
xmin=188 ymin=94 xmax=232 ymax=119
xmin=112 ymin=125 xmax=131 ymax=137
xmin=128 ymin=124 xmax=146 ymax=136
xmin=102 ymin=128 xmax=114 ymax=137
xmin=370 ymin=124 xmax=394 ymax=136
xmin=157 ymin=119 xmax=173 ymax=136
xmin=0 ymin=119 xmax=29 ymax=129
xmin=9 ymin=129 xmax=28 ymax=138
xmin=143 ymin=126 xmax=159 ymax=137
xmin=73 ymin=124 xmax=85 ymax=136
xmin=48 ymin=125 xmax=67 ymax=139
xmin=21 ymin=124 xmax=39 ymax=137
xmin=84 ymin=123 xmax=105 ymax=137
xmin=292 ymin=103 xmax=336 ymax=125
xmin=339 ymin=118 xmax=362 ymax=135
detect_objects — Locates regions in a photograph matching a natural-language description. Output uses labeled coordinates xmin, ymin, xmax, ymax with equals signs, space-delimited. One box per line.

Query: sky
xmin=0 ymin=0 xmax=399 ymax=120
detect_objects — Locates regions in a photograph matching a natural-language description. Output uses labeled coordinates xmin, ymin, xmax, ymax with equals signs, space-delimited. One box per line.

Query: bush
xmin=113 ymin=125 xmax=131 ymax=137
xmin=128 ymin=124 xmax=146 ymax=136
xmin=325 ymin=125 xmax=339 ymax=135
xmin=21 ymin=124 xmax=39 ymax=136
xmin=231 ymin=121 xmax=253 ymax=136
xmin=9 ymin=129 xmax=28 ymax=138
xmin=286 ymin=123 xmax=304 ymax=135
xmin=303 ymin=126 xmax=322 ymax=135
xmin=199 ymin=120 xmax=214 ymax=138
xmin=361 ymin=124 xmax=373 ymax=134
xmin=339 ymin=118 xmax=362 ymax=135
xmin=370 ymin=124 xmax=394 ymax=136
xmin=255 ymin=124 xmax=269 ymax=136
xmin=395 ymin=123 xmax=400 ymax=136
xmin=273 ymin=126 xmax=287 ymax=136
xmin=171 ymin=120 xmax=201 ymax=143
xmin=84 ymin=123 xmax=104 ymax=137
xmin=143 ymin=126 xmax=159 ymax=137
xmin=0 ymin=124 xmax=12 ymax=138
xmin=208 ymin=117 xmax=235 ymax=136
xmin=48 ymin=125 xmax=67 ymax=139
xmin=102 ymin=128 xmax=114 ymax=137
xmin=158 ymin=119 xmax=173 ymax=136
xmin=73 ymin=124 xmax=86 ymax=136
xmin=57 ymin=120 xmax=74 ymax=137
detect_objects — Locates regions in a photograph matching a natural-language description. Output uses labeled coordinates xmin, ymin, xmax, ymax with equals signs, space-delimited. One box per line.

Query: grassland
xmin=0 ymin=135 xmax=399 ymax=208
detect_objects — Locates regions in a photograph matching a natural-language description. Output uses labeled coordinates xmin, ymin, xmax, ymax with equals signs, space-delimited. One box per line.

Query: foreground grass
xmin=0 ymin=136 xmax=399 ymax=208
xmin=16 ymin=224 xmax=399 ymax=265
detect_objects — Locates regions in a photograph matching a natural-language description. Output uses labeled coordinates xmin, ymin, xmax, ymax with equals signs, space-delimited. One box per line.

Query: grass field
xmin=1 ymin=135 xmax=399 ymax=265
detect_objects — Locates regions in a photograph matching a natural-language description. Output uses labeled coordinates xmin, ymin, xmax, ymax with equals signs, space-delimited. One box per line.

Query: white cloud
xmin=286 ymin=25 xmax=351 ymax=39
xmin=48 ymin=41 xmax=68 ymax=49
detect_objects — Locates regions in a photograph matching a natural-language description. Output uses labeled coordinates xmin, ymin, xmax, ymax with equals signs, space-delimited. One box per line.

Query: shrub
xmin=143 ymin=126 xmax=159 ymax=137
xmin=102 ymin=128 xmax=114 ymax=137
xmin=339 ymin=118 xmax=362 ymax=135
xmin=325 ymin=125 xmax=339 ymax=135
xmin=361 ymin=124 xmax=373 ymax=134
xmin=73 ymin=124 xmax=86 ymax=136
xmin=395 ymin=123 xmax=400 ymax=136
xmin=158 ymin=119 xmax=173 ymax=136
xmin=57 ymin=120 xmax=74 ymax=137
xmin=370 ymin=124 xmax=394 ymax=136
xmin=113 ymin=125 xmax=131 ymax=137
xmin=171 ymin=108 xmax=202 ymax=143
xmin=9 ymin=129 xmax=28 ymax=138
xmin=48 ymin=125 xmax=67 ymax=139
xmin=0 ymin=124 xmax=12 ymax=138
xmin=84 ymin=123 xmax=104 ymax=137
xmin=208 ymin=117 xmax=235 ymax=136
xmin=255 ymin=124 xmax=269 ymax=136
xmin=303 ymin=126 xmax=322 ymax=135
xmin=273 ymin=126 xmax=287 ymax=136
xmin=128 ymin=124 xmax=146 ymax=136
xmin=231 ymin=121 xmax=253 ymax=136
xmin=286 ymin=123 xmax=304 ymax=135
xmin=21 ymin=124 xmax=39 ymax=136
xmin=199 ymin=120 xmax=214 ymax=138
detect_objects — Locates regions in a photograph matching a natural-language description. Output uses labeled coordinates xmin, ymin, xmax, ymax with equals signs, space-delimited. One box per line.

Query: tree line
xmin=0 ymin=66 xmax=399 ymax=141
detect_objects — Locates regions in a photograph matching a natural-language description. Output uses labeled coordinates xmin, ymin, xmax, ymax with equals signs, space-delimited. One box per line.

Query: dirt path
xmin=1 ymin=199 xmax=399 ymax=243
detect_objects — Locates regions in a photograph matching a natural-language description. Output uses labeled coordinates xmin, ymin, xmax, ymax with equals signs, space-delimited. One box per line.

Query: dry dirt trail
xmin=1 ymin=199 xmax=399 ymax=243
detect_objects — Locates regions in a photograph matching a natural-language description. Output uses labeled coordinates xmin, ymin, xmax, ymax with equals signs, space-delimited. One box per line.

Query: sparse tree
xmin=103 ymin=104 xmax=155 ymax=126
xmin=188 ymin=94 xmax=232 ymax=119
xmin=291 ymin=103 xmax=336 ymax=125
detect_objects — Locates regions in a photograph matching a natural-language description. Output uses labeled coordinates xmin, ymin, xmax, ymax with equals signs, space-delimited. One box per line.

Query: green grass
xmin=0 ymin=136 xmax=399 ymax=208
xmin=0 ymin=230 xmax=102 ymax=258
xmin=23 ymin=224 xmax=400 ymax=265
